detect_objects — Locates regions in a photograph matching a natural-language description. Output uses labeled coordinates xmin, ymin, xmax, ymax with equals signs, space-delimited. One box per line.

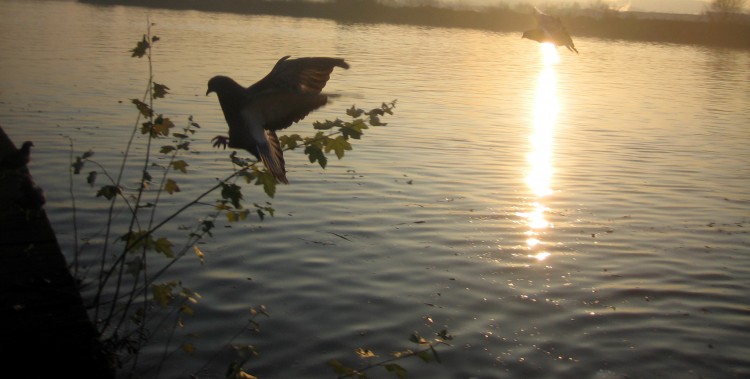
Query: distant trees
xmin=706 ymin=0 xmax=748 ymax=22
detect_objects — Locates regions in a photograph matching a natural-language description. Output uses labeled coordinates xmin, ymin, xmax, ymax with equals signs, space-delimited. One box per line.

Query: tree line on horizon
xmin=78 ymin=0 xmax=750 ymax=48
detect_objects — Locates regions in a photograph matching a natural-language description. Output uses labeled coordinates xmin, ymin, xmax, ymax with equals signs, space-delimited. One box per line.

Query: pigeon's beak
xmin=206 ymin=88 xmax=212 ymax=96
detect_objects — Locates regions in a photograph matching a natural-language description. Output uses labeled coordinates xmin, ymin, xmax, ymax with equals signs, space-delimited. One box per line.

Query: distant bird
xmin=522 ymin=7 xmax=579 ymax=54
xmin=0 ymin=141 xmax=33 ymax=170
xmin=207 ymin=56 xmax=350 ymax=184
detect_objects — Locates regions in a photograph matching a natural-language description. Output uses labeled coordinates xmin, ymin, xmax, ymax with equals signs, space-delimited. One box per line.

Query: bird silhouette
xmin=0 ymin=141 xmax=33 ymax=171
xmin=207 ymin=56 xmax=349 ymax=184
xmin=522 ymin=7 xmax=579 ymax=54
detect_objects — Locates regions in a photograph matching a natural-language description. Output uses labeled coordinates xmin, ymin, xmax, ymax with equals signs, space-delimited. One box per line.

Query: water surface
xmin=1 ymin=1 xmax=749 ymax=378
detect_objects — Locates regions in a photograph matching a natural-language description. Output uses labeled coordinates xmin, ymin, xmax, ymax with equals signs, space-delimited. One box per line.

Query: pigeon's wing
xmin=239 ymin=107 xmax=289 ymax=184
xmin=249 ymin=56 xmax=349 ymax=95
xmin=247 ymin=91 xmax=329 ymax=131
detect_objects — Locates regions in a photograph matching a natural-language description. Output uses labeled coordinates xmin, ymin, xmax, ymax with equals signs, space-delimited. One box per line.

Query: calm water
xmin=1 ymin=1 xmax=749 ymax=378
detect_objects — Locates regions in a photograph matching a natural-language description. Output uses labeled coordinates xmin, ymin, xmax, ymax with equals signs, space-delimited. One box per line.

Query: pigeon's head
xmin=21 ymin=141 xmax=34 ymax=151
xmin=206 ymin=75 xmax=239 ymax=96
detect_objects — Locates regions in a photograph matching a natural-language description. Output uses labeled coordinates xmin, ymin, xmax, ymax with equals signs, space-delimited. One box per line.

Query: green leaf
xmin=72 ymin=157 xmax=84 ymax=174
xmin=304 ymin=145 xmax=327 ymax=168
xmin=279 ymin=134 xmax=303 ymax=150
xmin=253 ymin=169 xmax=278 ymax=197
xmin=125 ymin=257 xmax=144 ymax=277
xmin=326 ymin=360 xmax=358 ymax=377
xmin=346 ymin=105 xmax=365 ymax=118
xmin=171 ymin=160 xmax=189 ymax=173
xmin=132 ymin=99 xmax=153 ymax=118
xmin=153 ymin=116 xmax=175 ymax=136
xmin=86 ymin=171 xmax=97 ymax=187
xmin=430 ymin=345 xmax=442 ymax=363
xmin=221 ymin=183 xmax=243 ymax=209
xmin=416 ymin=350 xmax=433 ymax=363
xmin=325 ymin=135 xmax=352 ymax=159
xmin=153 ymin=82 xmax=170 ymax=99
xmin=160 ymin=145 xmax=176 ymax=154
xmin=81 ymin=150 xmax=94 ymax=159
xmin=384 ymin=363 xmax=408 ymax=379
xmin=165 ymin=178 xmax=180 ymax=194
xmin=130 ymin=35 xmax=150 ymax=58
xmin=341 ymin=119 xmax=368 ymax=139
xmin=152 ymin=282 xmax=175 ymax=307
xmin=96 ymin=185 xmax=122 ymax=200
xmin=154 ymin=237 xmax=174 ymax=258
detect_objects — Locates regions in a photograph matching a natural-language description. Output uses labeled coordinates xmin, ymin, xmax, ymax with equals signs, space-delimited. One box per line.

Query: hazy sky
xmin=461 ymin=0 xmax=714 ymax=14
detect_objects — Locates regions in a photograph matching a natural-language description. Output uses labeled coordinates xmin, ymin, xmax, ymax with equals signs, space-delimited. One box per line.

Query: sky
xmin=457 ymin=0 xmax=715 ymax=14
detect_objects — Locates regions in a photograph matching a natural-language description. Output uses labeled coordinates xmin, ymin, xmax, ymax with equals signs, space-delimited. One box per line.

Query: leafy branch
xmin=328 ymin=330 xmax=453 ymax=379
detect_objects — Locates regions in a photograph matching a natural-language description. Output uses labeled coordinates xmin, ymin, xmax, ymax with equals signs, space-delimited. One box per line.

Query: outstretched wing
xmin=249 ymin=56 xmax=350 ymax=95
xmin=246 ymin=91 xmax=329 ymax=131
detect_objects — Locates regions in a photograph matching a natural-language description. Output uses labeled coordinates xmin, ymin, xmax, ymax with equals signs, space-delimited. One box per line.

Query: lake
xmin=1 ymin=0 xmax=749 ymax=378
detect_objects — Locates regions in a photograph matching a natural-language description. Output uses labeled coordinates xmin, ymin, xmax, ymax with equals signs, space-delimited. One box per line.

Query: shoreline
xmin=77 ymin=0 xmax=750 ymax=49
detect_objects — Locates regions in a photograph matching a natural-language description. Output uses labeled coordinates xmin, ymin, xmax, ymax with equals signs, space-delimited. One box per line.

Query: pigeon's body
xmin=207 ymin=56 xmax=349 ymax=184
xmin=523 ymin=7 xmax=578 ymax=54
xmin=0 ymin=141 xmax=33 ymax=170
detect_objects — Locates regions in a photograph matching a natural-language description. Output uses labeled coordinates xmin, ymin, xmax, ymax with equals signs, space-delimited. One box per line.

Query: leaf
xmin=304 ymin=145 xmax=327 ymax=168
xmin=72 ymin=157 xmax=84 ymax=174
xmin=409 ymin=332 xmax=428 ymax=345
xmin=181 ymin=343 xmax=196 ymax=354
xmin=279 ymin=134 xmax=303 ymax=150
xmin=154 ymin=237 xmax=174 ymax=258
xmin=125 ymin=257 xmax=144 ymax=277
xmin=165 ymin=178 xmax=180 ymax=194
xmin=430 ymin=345 xmax=442 ymax=363
xmin=171 ymin=160 xmax=189 ymax=173
xmin=325 ymin=135 xmax=352 ymax=159
xmin=221 ymin=183 xmax=243 ymax=209
xmin=326 ymin=360 xmax=358 ymax=376
xmin=355 ymin=348 xmax=377 ymax=359
xmin=152 ymin=282 xmax=175 ymax=307
xmin=130 ymin=35 xmax=150 ymax=58
xmin=153 ymin=82 xmax=170 ymax=99
xmin=86 ymin=171 xmax=97 ymax=187
xmin=253 ymin=169 xmax=277 ymax=197
xmin=341 ymin=119 xmax=368 ymax=139
xmin=437 ymin=329 xmax=453 ymax=341
xmin=160 ymin=145 xmax=176 ymax=154
xmin=81 ymin=150 xmax=94 ymax=159
xmin=384 ymin=363 xmax=408 ymax=379
xmin=193 ymin=245 xmax=205 ymax=265
xmin=346 ymin=105 xmax=365 ymax=118
xmin=96 ymin=185 xmax=122 ymax=200
xmin=416 ymin=350 xmax=433 ymax=363
xmin=132 ymin=99 xmax=153 ymax=118
xmin=153 ymin=116 xmax=175 ymax=136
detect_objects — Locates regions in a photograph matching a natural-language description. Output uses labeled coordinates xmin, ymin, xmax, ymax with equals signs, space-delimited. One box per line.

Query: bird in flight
xmin=207 ymin=56 xmax=349 ymax=184
xmin=522 ymin=7 xmax=579 ymax=54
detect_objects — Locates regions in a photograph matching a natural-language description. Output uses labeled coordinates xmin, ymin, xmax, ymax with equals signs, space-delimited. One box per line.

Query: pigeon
xmin=522 ymin=7 xmax=578 ymax=54
xmin=0 ymin=141 xmax=33 ymax=170
xmin=207 ymin=56 xmax=350 ymax=184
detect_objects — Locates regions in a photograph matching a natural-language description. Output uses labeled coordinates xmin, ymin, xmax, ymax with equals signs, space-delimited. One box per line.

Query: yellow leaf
xmin=165 ymin=178 xmax=180 ymax=194
xmin=193 ymin=245 xmax=205 ymax=264
xmin=181 ymin=343 xmax=196 ymax=354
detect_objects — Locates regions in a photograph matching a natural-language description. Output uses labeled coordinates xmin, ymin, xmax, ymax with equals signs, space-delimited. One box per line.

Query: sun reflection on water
xmin=521 ymin=43 xmax=559 ymax=262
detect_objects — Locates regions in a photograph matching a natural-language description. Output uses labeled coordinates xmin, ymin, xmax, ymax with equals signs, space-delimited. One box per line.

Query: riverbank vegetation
xmin=79 ymin=0 xmax=750 ymax=48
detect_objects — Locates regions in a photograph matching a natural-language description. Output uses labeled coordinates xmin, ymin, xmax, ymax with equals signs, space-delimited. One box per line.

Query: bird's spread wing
xmin=247 ymin=92 xmax=329 ymax=131
xmin=250 ymin=56 xmax=349 ymax=95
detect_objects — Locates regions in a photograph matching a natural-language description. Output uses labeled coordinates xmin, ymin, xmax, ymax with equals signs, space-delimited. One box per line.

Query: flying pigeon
xmin=207 ymin=56 xmax=350 ymax=184
xmin=0 ymin=141 xmax=33 ymax=170
xmin=522 ymin=7 xmax=579 ymax=54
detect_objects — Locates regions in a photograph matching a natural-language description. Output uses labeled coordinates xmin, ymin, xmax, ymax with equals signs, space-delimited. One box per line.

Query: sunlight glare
xmin=521 ymin=44 xmax=559 ymax=262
